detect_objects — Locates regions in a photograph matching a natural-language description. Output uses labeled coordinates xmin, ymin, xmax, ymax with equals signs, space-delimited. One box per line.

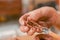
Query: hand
xmin=34 ymin=34 xmax=57 ymax=40
xmin=19 ymin=6 xmax=57 ymax=35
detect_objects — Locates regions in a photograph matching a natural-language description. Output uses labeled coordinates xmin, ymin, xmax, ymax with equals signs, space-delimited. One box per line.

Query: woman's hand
xmin=19 ymin=6 xmax=57 ymax=35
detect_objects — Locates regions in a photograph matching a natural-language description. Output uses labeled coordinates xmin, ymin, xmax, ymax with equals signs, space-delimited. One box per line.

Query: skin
xmin=34 ymin=34 xmax=57 ymax=40
xmin=19 ymin=6 xmax=60 ymax=39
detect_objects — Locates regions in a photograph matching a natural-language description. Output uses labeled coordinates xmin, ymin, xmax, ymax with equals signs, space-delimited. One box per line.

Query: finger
xmin=19 ymin=13 xmax=30 ymax=26
xmin=27 ymin=10 xmax=42 ymax=22
xmin=20 ymin=26 xmax=30 ymax=32
xmin=27 ymin=27 xmax=36 ymax=35
xmin=36 ymin=28 xmax=42 ymax=33
xmin=27 ymin=23 xmax=33 ymax=28
xmin=33 ymin=26 xmax=41 ymax=33
xmin=33 ymin=36 xmax=40 ymax=40
xmin=29 ymin=20 xmax=42 ymax=28
xmin=38 ymin=21 xmax=47 ymax=27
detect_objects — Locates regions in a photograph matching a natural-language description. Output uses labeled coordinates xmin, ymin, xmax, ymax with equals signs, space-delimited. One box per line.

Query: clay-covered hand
xmin=19 ymin=6 xmax=57 ymax=35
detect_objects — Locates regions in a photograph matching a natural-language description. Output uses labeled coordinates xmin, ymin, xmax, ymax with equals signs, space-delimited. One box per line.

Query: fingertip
xmin=20 ymin=26 xmax=30 ymax=32
xmin=27 ymin=27 xmax=36 ymax=35
xmin=36 ymin=28 xmax=42 ymax=33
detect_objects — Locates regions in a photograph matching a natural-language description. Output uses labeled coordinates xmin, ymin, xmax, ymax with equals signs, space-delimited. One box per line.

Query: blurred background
xmin=0 ymin=0 xmax=60 ymax=40
xmin=0 ymin=0 xmax=60 ymax=23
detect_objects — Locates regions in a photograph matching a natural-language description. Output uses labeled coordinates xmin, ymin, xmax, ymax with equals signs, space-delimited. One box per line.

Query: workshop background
xmin=0 ymin=0 xmax=60 ymax=40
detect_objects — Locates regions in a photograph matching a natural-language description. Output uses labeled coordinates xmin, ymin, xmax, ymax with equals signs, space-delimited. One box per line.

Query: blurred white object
xmin=0 ymin=21 xmax=27 ymax=40
xmin=0 ymin=27 xmax=27 ymax=40
xmin=0 ymin=30 xmax=16 ymax=40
